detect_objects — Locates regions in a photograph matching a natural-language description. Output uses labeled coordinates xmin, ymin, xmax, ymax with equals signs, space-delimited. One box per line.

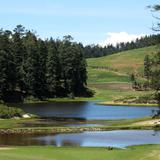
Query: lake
xmin=0 ymin=130 xmax=159 ymax=148
xmin=18 ymin=101 xmax=158 ymax=120
xmin=4 ymin=102 xmax=160 ymax=148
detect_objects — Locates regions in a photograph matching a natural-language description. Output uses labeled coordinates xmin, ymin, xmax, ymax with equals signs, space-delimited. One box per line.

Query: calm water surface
xmin=17 ymin=101 xmax=158 ymax=120
xmin=0 ymin=130 xmax=159 ymax=148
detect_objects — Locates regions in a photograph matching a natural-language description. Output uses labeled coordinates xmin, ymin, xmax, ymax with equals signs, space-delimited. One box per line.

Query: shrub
xmin=0 ymin=104 xmax=24 ymax=119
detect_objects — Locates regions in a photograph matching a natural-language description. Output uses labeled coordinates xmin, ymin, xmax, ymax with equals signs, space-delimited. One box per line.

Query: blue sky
xmin=0 ymin=0 xmax=159 ymax=45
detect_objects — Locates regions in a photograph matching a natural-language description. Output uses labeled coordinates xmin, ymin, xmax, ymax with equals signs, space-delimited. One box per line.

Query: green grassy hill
xmin=87 ymin=45 xmax=157 ymax=77
xmin=86 ymin=46 xmax=158 ymax=102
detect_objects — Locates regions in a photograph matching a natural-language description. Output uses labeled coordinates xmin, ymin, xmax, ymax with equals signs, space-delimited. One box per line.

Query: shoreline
xmin=14 ymin=99 xmax=159 ymax=107
xmin=0 ymin=125 xmax=158 ymax=135
xmin=97 ymin=101 xmax=159 ymax=107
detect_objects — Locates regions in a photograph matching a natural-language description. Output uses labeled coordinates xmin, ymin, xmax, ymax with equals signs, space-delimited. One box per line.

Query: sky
xmin=0 ymin=0 xmax=159 ymax=46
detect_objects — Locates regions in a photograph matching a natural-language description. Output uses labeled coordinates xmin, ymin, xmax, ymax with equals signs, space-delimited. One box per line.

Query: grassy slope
xmin=86 ymin=46 xmax=158 ymax=102
xmin=87 ymin=45 xmax=157 ymax=75
xmin=0 ymin=145 xmax=159 ymax=160
xmin=87 ymin=69 xmax=130 ymax=84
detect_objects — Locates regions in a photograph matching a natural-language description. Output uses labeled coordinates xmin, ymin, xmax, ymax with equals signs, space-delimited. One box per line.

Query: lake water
xmin=18 ymin=101 xmax=158 ymax=120
xmin=4 ymin=102 xmax=160 ymax=148
xmin=0 ymin=130 xmax=159 ymax=148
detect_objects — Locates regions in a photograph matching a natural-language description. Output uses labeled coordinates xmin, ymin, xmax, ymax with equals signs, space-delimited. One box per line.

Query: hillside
xmin=86 ymin=46 xmax=157 ymax=102
xmin=88 ymin=45 xmax=158 ymax=75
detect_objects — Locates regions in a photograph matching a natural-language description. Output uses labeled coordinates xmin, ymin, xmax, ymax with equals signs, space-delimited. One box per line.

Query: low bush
xmin=0 ymin=104 xmax=24 ymax=119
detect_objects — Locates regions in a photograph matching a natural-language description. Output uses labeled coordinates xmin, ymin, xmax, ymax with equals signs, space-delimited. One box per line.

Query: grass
xmin=87 ymin=83 xmax=153 ymax=101
xmin=87 ymin=45 xmax=158 ymax=75
xmin=87 ymin=68 xmax=130 ymax=83
xmin=0 ymin=116 xmax=158 ymax=131
xmin=84 ymin=46 xmax=159 ymax=103
xmin=0 ymin=145 xmax=159 ymax=160
xmin=48 ymin=85 xmax=153 ymax=103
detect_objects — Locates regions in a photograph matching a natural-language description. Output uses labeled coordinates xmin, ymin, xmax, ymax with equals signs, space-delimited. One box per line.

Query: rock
xmin=22 ymin=114 xmax=30 ymax=118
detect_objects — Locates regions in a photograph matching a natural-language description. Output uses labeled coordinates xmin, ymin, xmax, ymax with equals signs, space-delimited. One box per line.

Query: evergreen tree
xmin=70 ymin=43 xmax=87 ymax=96
xmin=150 ymin=4 xmax=160 ymax=105
xmin=0 ymin=27 xmax=90 ymax=102
xmin=36 ymin=39 xmax=48 ymax=98
xmin=0 ymin=30 xmax=17 ymax=102
xmin=0 ymin=50 xmax=16 ymax=101
xmin=12 ymin=25 xmax=26 ymax=91
xmin=58 ymin=36 xmax=73 ymax=95
xmin=144 ymin=55 xmax=151 ymax=86
xmin=46 ymin=39 xmax=61 ymax=97
xmin=22 ymin=31 xmax=41 ymax=98
xmin=150 ymin=52 xmax=160 ymax=94
xmin=59 ymin=36 xmax=88 ymax=96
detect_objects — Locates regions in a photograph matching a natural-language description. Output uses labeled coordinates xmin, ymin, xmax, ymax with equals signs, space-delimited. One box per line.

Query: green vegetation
xmin=84 ymin=34 xmax=160 ymax=58
xmin=0 ymin=145 xmax=159 ymax=160
xmin=86 ymin=45 xmax=159 ymax=103
xmin=87 ymin=69 xmax=130 ymax=83
xmin=0 ymin=43 xmax=157 ymax=104
xmin=0 ymin=27 xmax=90 ymax=103
xmin=0 ymin=3 xmax=160 ymax=160
xmin=0 ymin=26 xmax=159 ymax=104
xmin=87 ymin=45 xmax=158 ymax=75
xmin=44 ymin=45 xmax=159 ymax=104
xmin=0 ymin=104 xmax=24 ymax=119
xmin=0 ymin=116 xmax=158 ymax=130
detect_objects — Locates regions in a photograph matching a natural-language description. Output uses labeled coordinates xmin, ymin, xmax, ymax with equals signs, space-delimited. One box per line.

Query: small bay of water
xmin=17 ymin=101 xmax=158 ymax=120
xmin=0 ymin=130 xmax=159 ymax=148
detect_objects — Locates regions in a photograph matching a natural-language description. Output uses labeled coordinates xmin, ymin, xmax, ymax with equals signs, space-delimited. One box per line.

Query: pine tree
xmin=36 ymin=39 xmax=48 ymax=99
xmin=144 ymin=55 xmax=151 ymax=87
xmin=70 ymin=43 xmax=87 ymax=96
xmin=150 ymin=4 xmax=160 ymax=105
xmin=22 ymin=31 xmax=40 ymax=98
xmin=0 ymin=30 xmax=17 ymax=102
xmin=0 ymin=27 xmax=90 ymax=101
xmin=58 ymin=36 xmax=72 ymax=95
xmin=59 ymin=36 xmax=88 ymax=96
xmin=150 ymin=52 xmax=160 ymax=93
xmin=46 ymin=39 xmax=61 ymax=97
xmin=12 ymin=25 xmax=26 ymax=91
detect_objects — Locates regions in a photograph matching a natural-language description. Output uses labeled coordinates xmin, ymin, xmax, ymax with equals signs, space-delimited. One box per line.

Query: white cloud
xmin=100 ymin=32 xmax=146 ymax=47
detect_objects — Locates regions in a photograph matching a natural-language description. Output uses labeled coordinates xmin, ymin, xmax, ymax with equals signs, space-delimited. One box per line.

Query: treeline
xmin=130 ymin=52 xmax=160 ymax=103
xmin=144 ymin=52 xmax=160 ymax=99
xmin=84 ymin=34 xmax=160 ymax=58
xmin=0 ymin=25 xmax=92 ymax=103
